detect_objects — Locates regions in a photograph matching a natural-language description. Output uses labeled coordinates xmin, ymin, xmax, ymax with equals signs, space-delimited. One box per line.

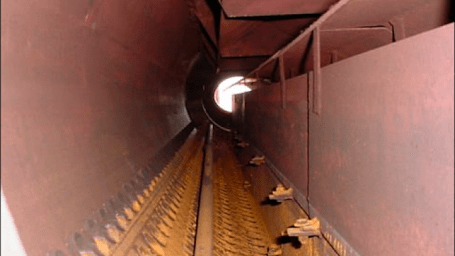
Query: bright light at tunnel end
xmin=214 ymin=76 xmax=252 ymax=112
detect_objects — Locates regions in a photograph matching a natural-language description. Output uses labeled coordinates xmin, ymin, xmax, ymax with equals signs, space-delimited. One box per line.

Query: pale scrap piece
xmin=267 ymin=244 xmax=283 ymax=256
xmin=286 ymin=217 xmax=322 ymax=242
xmin=268 ymin=184 xmax=293 ymax=202
xmin=249 ymin=155 xmax=265 ymax=166
xmin=236 ymin=141 xmax=249 ymax=148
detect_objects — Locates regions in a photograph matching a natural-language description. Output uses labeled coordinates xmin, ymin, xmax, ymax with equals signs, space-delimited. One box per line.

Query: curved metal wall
xmin=1 ymin=0 xmax=201 ymax=254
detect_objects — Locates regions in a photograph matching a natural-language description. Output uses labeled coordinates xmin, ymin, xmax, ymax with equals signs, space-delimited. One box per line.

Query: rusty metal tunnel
xmin=1 ymin=0 xmax=454 ymax=255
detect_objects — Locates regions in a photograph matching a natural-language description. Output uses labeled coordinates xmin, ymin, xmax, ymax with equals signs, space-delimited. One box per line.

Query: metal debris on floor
xmin=268 ymin=184 xmax=293 ymax=203
xmin=286 ymin=217 xmax=322 ymax=241
xmin=249 ymin=155 xmax=265 ymax=166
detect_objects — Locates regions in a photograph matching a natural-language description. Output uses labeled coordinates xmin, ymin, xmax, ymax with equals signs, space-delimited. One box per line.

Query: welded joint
xmin=285 ymin=217 xmax=322 ymax=243
xmin=268 ymin=184 xmax=293 ymax=202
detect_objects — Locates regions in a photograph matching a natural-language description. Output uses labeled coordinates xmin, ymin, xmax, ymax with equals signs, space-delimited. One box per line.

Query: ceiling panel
xmin=219 ymin=14 xmax=317 ymax=57
xmin=219 ymin=0 xmax=338 ymax=17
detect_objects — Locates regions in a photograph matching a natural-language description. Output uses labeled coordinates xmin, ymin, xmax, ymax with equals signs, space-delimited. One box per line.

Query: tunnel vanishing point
xmin=1 ymin=0 xmax=454 ymax=255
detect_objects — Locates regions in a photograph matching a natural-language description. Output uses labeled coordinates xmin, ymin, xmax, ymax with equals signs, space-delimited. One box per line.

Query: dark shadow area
xmin=260 ymin=197 xmax=282 ymax=206
xmin=450 ymin=0 xmax=454 ymax=22
xmin=276 ymin=235 xmax=302 ymax=249
xmin=185 ymin=51 xmax=216 ymax=127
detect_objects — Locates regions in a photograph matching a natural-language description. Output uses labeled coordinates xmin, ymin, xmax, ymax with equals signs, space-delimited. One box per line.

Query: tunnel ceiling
xmin=218 ymin=0 xmax=338 ymax=17
xmin=187 ymin=0 xmax=451 ymax=74
xmin=185 ymin=0 xmax=451 ymax=134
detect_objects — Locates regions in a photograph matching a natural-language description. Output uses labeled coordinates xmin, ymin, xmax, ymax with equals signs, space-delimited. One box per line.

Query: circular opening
xmin=214 ymin=76 xmax=251 ymax=112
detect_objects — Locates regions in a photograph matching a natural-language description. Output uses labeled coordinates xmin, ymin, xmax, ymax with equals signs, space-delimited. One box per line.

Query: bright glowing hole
xmin=214 ymin=76 xmax=251 ymax=112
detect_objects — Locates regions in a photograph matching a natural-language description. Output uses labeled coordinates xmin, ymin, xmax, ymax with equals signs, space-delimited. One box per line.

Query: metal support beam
xmin=279 ymin=56 xmax=287 ymax=109
xmin=243 ymin=0 xmax=352 ymax=78
xmin=312 ymin=27 xmax=322 ymax=115
xmin=389 ymin=17 xmax=406 ymax=41
xmin=194 ymin=124 xmax=214 ymax=256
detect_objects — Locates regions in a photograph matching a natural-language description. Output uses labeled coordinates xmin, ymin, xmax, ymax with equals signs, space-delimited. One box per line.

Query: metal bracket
xmin=286 ymin=217 xmax=322 ymax=242
xmin=249 ymin=155 xmax=266 ymax=166
xmin=268 ymin=184 xmax=293 ymax=202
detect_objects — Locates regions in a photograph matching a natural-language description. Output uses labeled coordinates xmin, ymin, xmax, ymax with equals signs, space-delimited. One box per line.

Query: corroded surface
xmin=111 ymin=139 xmax=203 ymax=256
xmin=60 ymin=129 xmax=205 ymax=256
xmin=110 ymin=133 xmax=204 ymax=256
xmin=212 ymin=131 xmax=273 ymax=256
xmin=1 ymin=0 xmax=200 ymax=253
xmin=235 ymin=24 xmax=454 ymax=256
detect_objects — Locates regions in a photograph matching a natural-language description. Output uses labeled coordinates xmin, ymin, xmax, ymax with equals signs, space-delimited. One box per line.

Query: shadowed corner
xmin=450 ymin=0 xmax=455 ymax=22
xmin=260 ymin=197 xmax=282 ymax=206
xmin=276 ymin=234 xmax=302 ymax=249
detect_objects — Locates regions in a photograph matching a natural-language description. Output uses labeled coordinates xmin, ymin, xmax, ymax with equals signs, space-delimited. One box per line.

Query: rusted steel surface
xmin=309 ymin=24 xmax=454 ymax=256
xmin=186 ymin=52 xmax=217 ymax=127
xmin=233 ymin=23 xmax=453 ymax=256
xmin=219 ymin=13 xmax=317 ymax=57
xmin=219 ymin=0 xmax=337 ymax=17
xmin=278 ymin=56 xmax=286 ymax=109
xmin=218 ymin=56 xmax=269 ymax=72
xmin=1 ymin=0 xmax=200 ymax=254
xmin=320 ymin=27 xmax=393 ymax=59
xmin=312 ymin=27 xmax=321 ymax=115
xmin=321 ymin=0 xmax=441 ymax=29
xmin=237 ymin=75 xmax=310 ymax=205
xmin=190 ymin=0 xmax=218 ymax=45
xmin=259 ymin=26 xmax=394 ymax=79
xmin=239 ymin=0 xmax=450 ymax=86
xmin=388 ymin=0 xmax=452 ymax=40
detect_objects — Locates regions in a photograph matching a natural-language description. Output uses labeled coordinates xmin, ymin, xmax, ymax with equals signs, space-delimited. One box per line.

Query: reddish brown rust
xmin=1 ymin=0 xmax=453 ymax=254
xmin=219 ymin=0 xmax=337 ymax=17
xmin=1 ymin=0 xmax=200 ymax=254
xmin=236 ymin=24 xmax=454 ymax=256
